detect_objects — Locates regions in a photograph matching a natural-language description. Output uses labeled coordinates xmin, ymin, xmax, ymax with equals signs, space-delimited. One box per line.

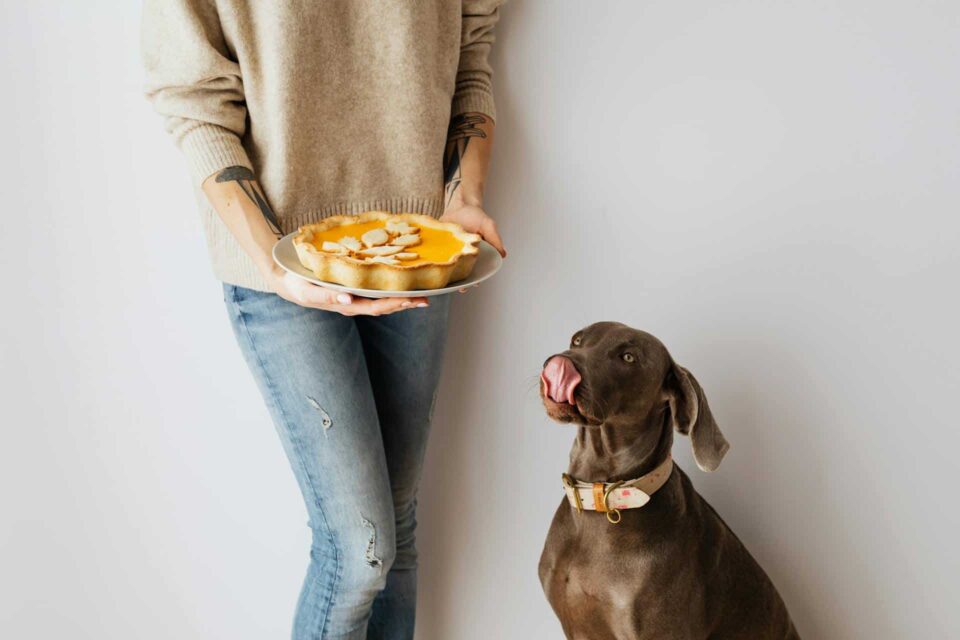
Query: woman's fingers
xmin=338 ymin=296 xmax=429 ymax=316
xmin=288 ymin=276 xmax=352 ymax=306
xmin=480 ymin=217 xmax=506 ymax=257
xmin=282 ymin=272 xmax=431 ymax=315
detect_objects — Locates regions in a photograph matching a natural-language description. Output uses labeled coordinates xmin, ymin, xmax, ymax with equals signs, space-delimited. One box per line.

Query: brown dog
xmin=538 ymin=322 xmax=799 ymax=640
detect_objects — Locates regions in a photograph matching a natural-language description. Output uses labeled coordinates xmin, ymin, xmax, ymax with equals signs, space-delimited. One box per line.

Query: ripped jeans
xmin=224 ymin=284 xmax=450 ymax=639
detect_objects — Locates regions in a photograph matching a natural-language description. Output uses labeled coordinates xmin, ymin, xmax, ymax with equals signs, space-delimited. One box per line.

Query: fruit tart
xmin=292 ymin=212 xmax=481 ymax=290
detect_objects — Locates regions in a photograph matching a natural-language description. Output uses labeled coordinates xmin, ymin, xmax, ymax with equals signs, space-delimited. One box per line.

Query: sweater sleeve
xmin=451 ymin=0 xmax=501 ymax=122
xmin=141 ymin=0 xmax=252 ymax=184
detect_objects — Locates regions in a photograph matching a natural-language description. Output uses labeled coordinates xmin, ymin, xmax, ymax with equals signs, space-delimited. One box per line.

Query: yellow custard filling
xmin=310 ymin=220 xmax=464 ymax=266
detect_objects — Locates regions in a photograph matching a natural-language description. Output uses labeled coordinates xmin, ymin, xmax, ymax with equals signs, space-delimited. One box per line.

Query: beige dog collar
xmin=562 ymin=455 xmax=674 ymax=524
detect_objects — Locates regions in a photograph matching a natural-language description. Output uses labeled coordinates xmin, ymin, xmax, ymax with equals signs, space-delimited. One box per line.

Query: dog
xmin=538 ymin=322 xmax=799 ymax=640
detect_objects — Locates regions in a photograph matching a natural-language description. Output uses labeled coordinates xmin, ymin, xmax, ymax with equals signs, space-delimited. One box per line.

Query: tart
xmin=293 ymin=212 xmax=481 ymax=290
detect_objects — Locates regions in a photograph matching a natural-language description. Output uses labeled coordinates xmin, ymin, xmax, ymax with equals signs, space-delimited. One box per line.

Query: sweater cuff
xmin=178 ymin=123 xmax=253 ymax=185
xmin=451 ymin=91 xmax=497 ymax=123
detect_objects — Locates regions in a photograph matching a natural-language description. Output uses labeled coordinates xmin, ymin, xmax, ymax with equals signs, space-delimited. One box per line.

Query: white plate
xmin=272 ymin=231 xmax=503 ymax=298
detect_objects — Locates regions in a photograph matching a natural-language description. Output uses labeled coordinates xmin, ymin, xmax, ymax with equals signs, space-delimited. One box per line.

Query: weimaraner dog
xmin=538 ymin=322 xmax=799 ymax=640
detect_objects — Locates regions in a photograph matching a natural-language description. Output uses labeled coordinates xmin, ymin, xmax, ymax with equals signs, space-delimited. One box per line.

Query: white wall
xmin=2 ymin=1 xmax=958 ymax=638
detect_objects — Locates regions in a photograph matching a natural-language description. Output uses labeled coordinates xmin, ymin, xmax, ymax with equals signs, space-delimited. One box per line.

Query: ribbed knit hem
xmin=198 ymin=194 xmax=447 ymax=292
xmin=179 ymin=123 xmax=253 ymax=185
xmin=451 ymin=91 xmax=497 ymax=123
xmin=283 ymin=195 xmax=446 ymax=232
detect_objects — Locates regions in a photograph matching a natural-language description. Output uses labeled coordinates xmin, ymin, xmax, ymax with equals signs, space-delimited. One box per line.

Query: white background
xmin=2 ymin=1 xmax=958 ymax=638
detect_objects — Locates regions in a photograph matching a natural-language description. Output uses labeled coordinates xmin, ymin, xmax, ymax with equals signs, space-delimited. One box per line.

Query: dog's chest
xmin=542 ymin=530 xmax=647 ymax=633
xmin=541 ymin=512 xmax=684 ymax=640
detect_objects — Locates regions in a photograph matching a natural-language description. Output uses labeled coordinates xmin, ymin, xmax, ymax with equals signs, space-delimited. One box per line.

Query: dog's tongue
xmin=541 ymin=356 xmax=582 ymax=405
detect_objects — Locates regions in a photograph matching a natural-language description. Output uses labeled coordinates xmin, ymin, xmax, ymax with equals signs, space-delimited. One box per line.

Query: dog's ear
xmin=666 ymin=364 xmax=729 ymax=472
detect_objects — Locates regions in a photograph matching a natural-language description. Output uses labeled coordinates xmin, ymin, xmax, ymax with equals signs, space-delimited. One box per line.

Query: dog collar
xmin=561 ymin=455 xmax=674 ymax=524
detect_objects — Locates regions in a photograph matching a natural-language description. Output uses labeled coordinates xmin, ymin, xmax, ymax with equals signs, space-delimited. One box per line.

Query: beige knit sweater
xmin=142 ymin=0 xmax=499 ymax=291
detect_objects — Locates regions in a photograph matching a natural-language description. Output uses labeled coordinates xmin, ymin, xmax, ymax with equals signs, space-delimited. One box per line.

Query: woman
xmin=142 ymin=2 xmax=504 ymax=638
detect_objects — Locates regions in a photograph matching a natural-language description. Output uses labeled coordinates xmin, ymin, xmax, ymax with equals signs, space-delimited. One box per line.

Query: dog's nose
xmin=541 ymin=356 xmax=582 ymax=405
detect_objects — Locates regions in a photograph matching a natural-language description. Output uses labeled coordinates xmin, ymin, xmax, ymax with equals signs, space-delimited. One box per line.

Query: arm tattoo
xmin=443 ymin=114 xmax=487 ymax=207
xmin=214 ymin=166 xmax=283 ymax=237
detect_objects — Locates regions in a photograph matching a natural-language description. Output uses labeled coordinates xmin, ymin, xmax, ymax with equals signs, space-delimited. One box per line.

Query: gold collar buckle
xmin=562 ymin=473 xmax=583 ymax=514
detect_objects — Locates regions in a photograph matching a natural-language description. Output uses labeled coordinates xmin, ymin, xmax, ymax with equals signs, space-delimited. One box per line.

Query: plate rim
xmin=272 ymin=231 xmax=503 ymax=298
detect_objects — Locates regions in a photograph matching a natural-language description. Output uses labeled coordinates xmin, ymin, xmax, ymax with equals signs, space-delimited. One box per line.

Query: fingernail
xmin=337 ymin=294 xmax=352 ymax=304
xmin=401 ymin=301 xmax=411 ymax=307
xmin=416 ymin=303 xmax=428 ymax=308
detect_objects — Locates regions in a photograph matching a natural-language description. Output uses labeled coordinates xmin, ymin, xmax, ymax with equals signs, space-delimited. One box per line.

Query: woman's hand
xmin=266 ymin=266 xmax=428 ymax=316
xmin=441 ymin=203 xmax=506 ymax=257
xmin=201 ymin=171 xmax=426 ymax=315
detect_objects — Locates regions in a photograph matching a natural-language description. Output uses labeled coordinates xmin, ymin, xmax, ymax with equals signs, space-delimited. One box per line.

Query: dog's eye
xmin=572 ymin=334 xmax=582 ymax=347
xmin=621 ymin=353 xmax=636 ymax=363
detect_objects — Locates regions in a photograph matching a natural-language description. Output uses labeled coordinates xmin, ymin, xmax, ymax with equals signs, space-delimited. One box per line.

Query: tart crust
xmin=293 ymin=212 xmax=481 ymax=290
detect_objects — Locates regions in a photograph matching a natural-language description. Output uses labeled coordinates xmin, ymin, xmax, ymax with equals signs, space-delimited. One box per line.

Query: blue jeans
xmin=224 ymin=285 xmax=451 ymax=639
